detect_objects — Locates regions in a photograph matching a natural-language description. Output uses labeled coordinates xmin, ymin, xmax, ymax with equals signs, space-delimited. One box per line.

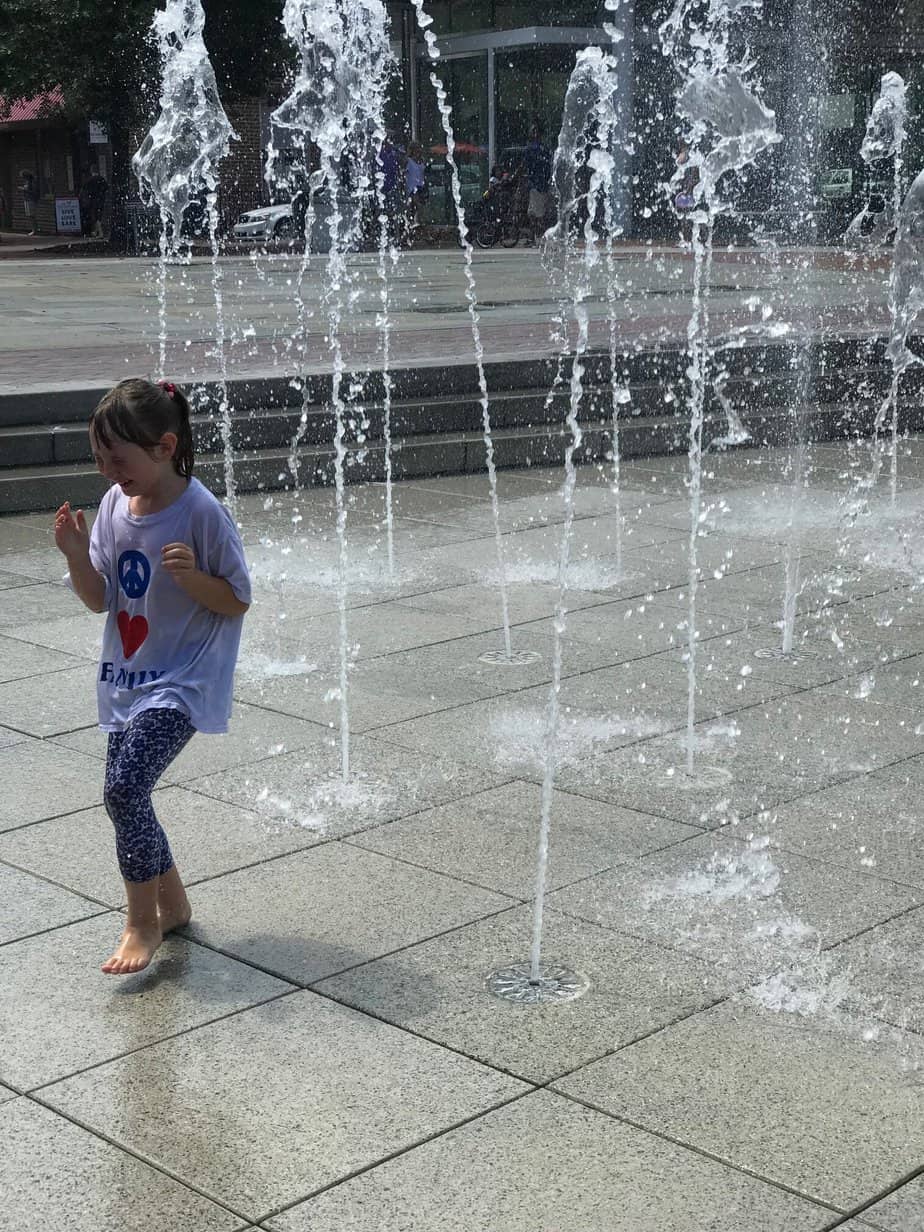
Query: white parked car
xmin=232 ymin=204 xmax=296 ymax=244
xmin=234 ymin=194 xmax=366 ymax=250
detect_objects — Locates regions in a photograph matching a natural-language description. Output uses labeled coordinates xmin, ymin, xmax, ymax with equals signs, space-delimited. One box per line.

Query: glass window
xmin=418 ymin=53 xmax=489 ymax=221
xmin=495 ymin=47 xmax=578 ymax=160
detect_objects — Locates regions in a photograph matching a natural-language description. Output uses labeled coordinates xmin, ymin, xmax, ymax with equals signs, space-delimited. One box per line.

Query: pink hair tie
xmin=158 ymin=380 xmax=176 ymax=398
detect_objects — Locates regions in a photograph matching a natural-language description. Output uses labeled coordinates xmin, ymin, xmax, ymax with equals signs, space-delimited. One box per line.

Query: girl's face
xmin=89 ymin=428 xmax=177 ymax=497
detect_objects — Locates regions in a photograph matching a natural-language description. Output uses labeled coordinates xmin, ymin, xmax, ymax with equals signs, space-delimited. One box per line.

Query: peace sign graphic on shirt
xmin=118 ymin=550 xmax=151 ymax=600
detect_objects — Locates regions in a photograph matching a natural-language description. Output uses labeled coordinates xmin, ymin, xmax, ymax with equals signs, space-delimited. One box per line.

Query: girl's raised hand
xmin=54 ymin=502 xmax=90 ymax=559
xmin=161 ymin=542 xmax=197 ymax=579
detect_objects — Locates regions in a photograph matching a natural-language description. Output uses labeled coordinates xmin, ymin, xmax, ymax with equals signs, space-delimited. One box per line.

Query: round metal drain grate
xmin=677 ymin=765 xmax=734 ymax=790
xmin=754 ymin=647 xmax=816 ymax=662
xmin=478 ymin=649 xmax=542 ymax=666
xmin=486 ymin=962 xmax=589 ymax=1005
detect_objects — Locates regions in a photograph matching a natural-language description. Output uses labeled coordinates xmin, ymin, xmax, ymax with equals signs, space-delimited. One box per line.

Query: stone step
xmin=0 ymin=396 xmax=889 ymax=515
xmin=0 ymin=356 xmax=893 ymax=472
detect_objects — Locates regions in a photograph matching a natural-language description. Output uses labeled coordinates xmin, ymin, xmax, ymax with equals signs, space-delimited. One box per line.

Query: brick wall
xmin=220 ymin=98 xmax=268 ymax=228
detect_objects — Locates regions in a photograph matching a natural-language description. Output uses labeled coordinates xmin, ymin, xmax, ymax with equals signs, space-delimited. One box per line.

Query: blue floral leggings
xmin=104 ymin=708 xmax=195 ymax=883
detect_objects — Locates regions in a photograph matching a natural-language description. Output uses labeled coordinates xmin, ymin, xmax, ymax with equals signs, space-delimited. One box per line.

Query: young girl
xmin=54 ymin=378 xmax=251 ymax=976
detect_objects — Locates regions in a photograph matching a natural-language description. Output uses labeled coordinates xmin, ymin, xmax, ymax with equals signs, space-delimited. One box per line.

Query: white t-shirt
xmin=74 ymin=478 xmax=251 ymax=734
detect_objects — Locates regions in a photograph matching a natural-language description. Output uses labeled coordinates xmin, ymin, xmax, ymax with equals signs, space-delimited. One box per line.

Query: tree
xmin=0 ymin=0 xmax=287 ymax=246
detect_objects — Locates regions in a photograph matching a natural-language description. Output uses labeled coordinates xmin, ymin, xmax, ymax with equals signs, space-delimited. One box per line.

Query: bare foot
xmin=101 ymin=924 xmax=163 ymax=975
xmin=158 ymin=898 xmax=192 ymax=935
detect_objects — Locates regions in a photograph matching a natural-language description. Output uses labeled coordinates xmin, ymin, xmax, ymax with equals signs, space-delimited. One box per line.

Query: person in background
xmin=378 ymin=135 xmax=403 ymax=244
xmin=673 ymin=142 xmax=699 ymax=242
xmin=405 ymin=141 xmax=428 ymax=232
xmin=523 ymin=120 xmax=552 ymax=247
xmin=83 ymin=165 xmax=109 ymax=238
xmin=20 ymin=169 xmax=39 ymax=236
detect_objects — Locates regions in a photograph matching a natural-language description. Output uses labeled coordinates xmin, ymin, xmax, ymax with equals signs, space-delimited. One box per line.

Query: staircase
xmin=0 ymin=338 xmax=912 ymax=514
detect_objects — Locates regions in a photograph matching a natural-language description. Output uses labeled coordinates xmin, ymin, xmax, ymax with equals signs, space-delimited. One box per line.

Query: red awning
xmin=0 ymin=88 xmax=65 ymax=125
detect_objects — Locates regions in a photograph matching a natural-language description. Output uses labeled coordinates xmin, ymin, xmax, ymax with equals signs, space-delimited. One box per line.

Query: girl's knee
xmin=103 ymin=774 xmax=149 ymax=826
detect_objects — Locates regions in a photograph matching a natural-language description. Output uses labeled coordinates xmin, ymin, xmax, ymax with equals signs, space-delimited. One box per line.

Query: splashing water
xmin=132 ymin=0 xmax=237 ymax=510
xmin=528 ymin=40 xmax=628 ymax=985
xmin=846 ymin=72 xmax=907 ymax=252
xmin=269 ymin=0 xmax=394 ymax=782
xmin=646 ymin=836 xmax=781 ymax=905
xmin=660 ymin=0 xmax=779 ymax=765
xmin=859 ymin=79 xmax=921 ymax=510
xmin=410 ymin=1 xmax=514 ymax=661
xmin=491 ymin=707 xmax=667 ymax=773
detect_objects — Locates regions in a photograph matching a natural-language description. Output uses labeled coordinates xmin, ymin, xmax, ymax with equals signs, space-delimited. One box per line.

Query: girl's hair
xmin=90 ymin=378 xmax=194 ymax=478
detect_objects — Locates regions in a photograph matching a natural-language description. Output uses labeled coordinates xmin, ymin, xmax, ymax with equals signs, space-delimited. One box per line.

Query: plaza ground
xmin=0 ymin=243 xmax=894 ymax=394
xmin=2 ymin=437 xmax=924 ymax=1229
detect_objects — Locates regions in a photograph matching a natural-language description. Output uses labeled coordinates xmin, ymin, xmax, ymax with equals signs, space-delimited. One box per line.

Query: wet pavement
xmin=0 ymin=243 xmax=892 ymax=393
xmin=2 ymin=439 xmax=924 ymax=1229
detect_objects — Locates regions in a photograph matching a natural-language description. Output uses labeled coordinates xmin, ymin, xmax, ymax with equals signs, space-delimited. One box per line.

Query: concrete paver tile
xmin=0 ymin=632 xmax=85 ymax=683
xmin=0 ymin=724 xmax=28 ymax=748
xmin=350 ymin=779 xmax=698 ymax=898
xmin=0 ymin=664 xmax=99 ymax=736
xmin=316 ymin=904 xmax=732 ymax=1082
xmin=553 ymin=998 xmax=924 ymax=1210
xmin=0 ymin=519 xmax=55 ymax=556
xmin=0 ymin=581 xmax=82 ymax=629
xmin=1 ymin=1100 xmax=242 ymax=1232
xmin=830 ymin=907 xmax=924 ymax=1034
xmin=42 ymin=990 xmax=528 ymax=1219
xmin=0 ymin=786 xmax=325 ymax=908
xmin=770 ymin=755 xmax=924 ymax=888
xmin=0 ymin=913 xmax=290 ymax=1089
xmin=0 ymin=738 xmax=105 ymax=830
xmin=4 ymin=608 xmax=106 ymax=660
xmin=547 ymin=830 xmax=920 ymax=981
xmin=268 ymin=1090 xmax=829 ymax=1232
xmin=52 ymin=701 xmax=331 ymax=784
xmin=186 ymin=735 xmax=510 ymax=834
xmin=0 ymin=862 xmax=103 ymax=943
xmin=554 ymin=691 xmax=924 ymax=825
xmin=0 ymin=569 xmax=43 ymax=589
xmin=184 ymin=841 xmax=515 ymax=984
xmin=846 ymin=1179 xmax=924 ymax=1231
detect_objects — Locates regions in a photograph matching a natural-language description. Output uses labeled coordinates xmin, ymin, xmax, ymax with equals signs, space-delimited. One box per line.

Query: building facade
xmin=5 ymin=2 xmax=924 ymax=242
xmin=395 ymin=0 xmax=924 ymax=240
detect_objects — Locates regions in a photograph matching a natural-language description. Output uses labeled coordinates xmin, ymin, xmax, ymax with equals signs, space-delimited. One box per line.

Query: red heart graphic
xmin=117 ymin=611 xmax=149 ymax=658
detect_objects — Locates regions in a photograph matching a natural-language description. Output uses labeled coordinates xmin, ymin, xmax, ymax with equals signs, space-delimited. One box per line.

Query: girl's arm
xmin=161 ymin=543 xmax=250 ymax=617
xmin=54 ymin=503 xmax=107 ymax=612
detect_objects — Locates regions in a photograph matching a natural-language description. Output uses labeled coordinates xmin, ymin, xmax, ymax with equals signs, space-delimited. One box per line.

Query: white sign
xmin=819 ymin=169 xmax=853 ymax=201
xmin=55 ymin=196 xmax=82 ymax=234
xmin=88 ymin=121 xmax=108 ymax=144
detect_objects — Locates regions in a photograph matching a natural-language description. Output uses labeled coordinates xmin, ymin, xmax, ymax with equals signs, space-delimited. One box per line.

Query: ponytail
xmin=167 ymin=385 xmax=195 ymax=478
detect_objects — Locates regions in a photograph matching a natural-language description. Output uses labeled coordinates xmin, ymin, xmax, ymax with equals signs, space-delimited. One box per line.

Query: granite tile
xmin=548 ymin=830 xmax=920 ymax=981
xmin=0 ymin=913 xmax=290 ymax=1088
xmin=268 ymin=1090 xmax=829 ymax=1232
xmin=0 ymin=1100 xmax=241 ymax=1232
xmin=184 ymin=841 xmax=515 ymax=984
xmin=43 ymin=991 xmax=527 ymax=1218
xmin=350 ymin=780 xmax=698 ymax=899
xmin=316 ymin=904 xmax=731 ymax=1082
xmin=0 ymin=862 xmax=103 ymax=943
xmin=0 ymin=786 xmax=325 ymax=908
xmin=554 ymin=998 xmax=924 ymax=1209
xmin=0 ymin=739 xmax=106 ymax=830
xmin=0 ymin=633 xmax=85 ymax=683
xmin=186 ymin=734 xmax=510 ymax=835
xmin=0 ymin=664 xmax=99 ymax=736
